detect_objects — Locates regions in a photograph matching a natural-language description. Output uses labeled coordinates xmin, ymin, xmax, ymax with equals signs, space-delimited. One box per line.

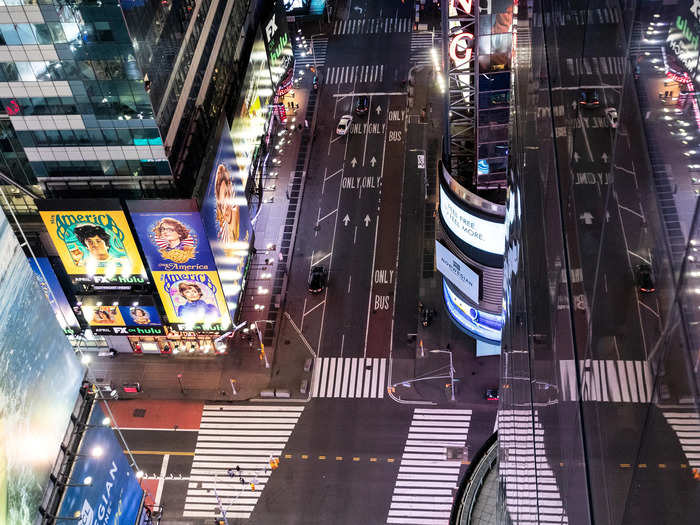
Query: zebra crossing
xmin=324 ymin=64 xmax=384 ymax=84
xmin=565 ymin=56 xmax=628 ymax=77
xmin=333 ymin=17 xmax=412 ymax=35
xmin=499 ymin=410 xmax=568 ymax=524
xmin=410 ymin=31 xmax=440 ymax=66
xmin=559 ymin=359 xmax=654 ymax=403
xmin=532 ymin=8 xmax=620 ymax=27
xmin=183 ymin=404 xmax=304 ymax=520
xmin=386 ymin=408 xmax=471 ymax=525
xmin=663 ymin=409 xmax=700 ymax=467
xmin=311 ymin=357 xmax=387 ymax=398
xmin=293 ymin=36 xmax=328 ymax=70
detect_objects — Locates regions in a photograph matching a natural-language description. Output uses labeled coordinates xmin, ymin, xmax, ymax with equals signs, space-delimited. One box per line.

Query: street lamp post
xmin=430 ymin=349 xmax=455 ymax=401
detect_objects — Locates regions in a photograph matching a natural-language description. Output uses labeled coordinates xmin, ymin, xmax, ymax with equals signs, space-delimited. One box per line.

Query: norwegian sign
xmin=435 ymin=241 xmax=480 ymax=303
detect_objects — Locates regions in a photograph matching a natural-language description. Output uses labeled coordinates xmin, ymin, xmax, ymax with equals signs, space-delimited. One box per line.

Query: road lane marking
xmin=303 ymin=299 xmax=325 ymax=318
xmin=155 ymin=454 xmax=169 ymax=507
xmin=127 ymin=450 xmax=195 ymax=456
xmin=311 ymin=357 xmax=388 ymax=398
xmin=311 ymin=251 xmax=331 ymax=267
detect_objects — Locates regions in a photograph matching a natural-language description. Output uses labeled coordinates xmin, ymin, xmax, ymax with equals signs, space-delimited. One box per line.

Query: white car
xmin=336 ymin=114 xmax=352 ymax=135
xmin=605 ymin=107 xmax=619 ymax=128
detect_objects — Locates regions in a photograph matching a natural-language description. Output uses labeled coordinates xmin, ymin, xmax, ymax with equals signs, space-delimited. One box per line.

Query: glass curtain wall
xmin=501 ymin=0 xmax=700 ymax=524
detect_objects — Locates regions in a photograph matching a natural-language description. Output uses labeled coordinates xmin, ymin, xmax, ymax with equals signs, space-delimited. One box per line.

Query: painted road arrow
xmin=579 ymin=212 xmax=593 ymax=225
xmin=375 ymin=105 xmax=382 ymax=115
xmin=370 ymin=156 xmax=377 ymax=167
xmin=364 ymin=214 xmax=371 ymax=227
xmin=601 ymin=152 xmax=609 ymax=163
xmin=343 ymin=214 xmax=350 ymax=226
xmin=350 ymin=157 xmax=357 ymax=168
xmin=573 ymin=152 xmax=580 ymax=163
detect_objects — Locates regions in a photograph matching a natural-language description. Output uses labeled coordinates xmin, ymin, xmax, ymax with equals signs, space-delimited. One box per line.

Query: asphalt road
xmin=285 ymin=0 xmax=414 ymax=359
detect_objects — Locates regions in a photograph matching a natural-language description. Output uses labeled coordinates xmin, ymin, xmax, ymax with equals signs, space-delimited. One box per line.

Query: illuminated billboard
xmin=152 ymin=271 xmax=230 ymax=328
xmin=57 ymin=404 xmax=144 ymax=525
xmin=201 ymin=118 xmax=253 ymax=322
xmin=0 ymin=211 xmax=84 ymax=523
xmin=38 ymin=200 xmax=146 ymax=285
xmin=443 ymin=279 xmax=502 ymax=343
xmin=262 ymin=0 xmax=293 ymax=87
xmin=28 ymin=257 xmax=80 ymax=334
xmin=128 ymin=201 xmax=217 ymax=272
xmin=439 ymin=185 xmax=505 ymax=256
xmin=128 ymin=200 xmax=231 ymax=330
xmin=78 ymin=295 xmax=164 ymax=336
xmin=435 ymin=240 xmax=480 ymax=303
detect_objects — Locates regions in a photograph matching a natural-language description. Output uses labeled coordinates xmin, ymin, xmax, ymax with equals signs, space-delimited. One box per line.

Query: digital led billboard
xmin=78 ymin=296 xmax=164 ymax=336
xmin=435 ymin=240 xmax=480 ymax=303
xmin=28 ymin=257 xmax=80 ymax=334
xmin=0 ymin=211 xmax=84 ymax=523
xmin=127 ymin=200 xmax=231 ymax=330
xmin=57 ymin=404 xmax=144 ymax=525
xmin=439 ymin=185 xmax=506 ymax=256
xmin=443 ymin=279 xmax=502 ymax=344
xmin=38 ymin=200 xmax=146 ymax=285
xmin=201 ymin=118 xmax=253 ymax=323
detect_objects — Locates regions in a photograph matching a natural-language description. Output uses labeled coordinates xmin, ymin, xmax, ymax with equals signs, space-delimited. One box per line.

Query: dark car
xmin=308 ymin=266 xmax=328 ymax=294
xmin=354 ymin=95 xmax=369 ymax=116
xmin=636 ymin=263 xmax=655 ymax=293
xmin=578 ymin=89 xmax=600 ymax=108
xmin=485 ymin=388 xmax=499 ymax=401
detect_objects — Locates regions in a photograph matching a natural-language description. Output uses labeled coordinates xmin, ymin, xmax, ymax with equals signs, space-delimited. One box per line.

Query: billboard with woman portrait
xmin=201 ymin=118 xmax=253 ymax=322
xmin=37 ymin=199 xmax=145 ymax=282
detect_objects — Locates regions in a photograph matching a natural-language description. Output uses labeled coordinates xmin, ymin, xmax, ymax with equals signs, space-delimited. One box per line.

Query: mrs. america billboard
xmin=37 ymin=199 xmax=146 ymax=286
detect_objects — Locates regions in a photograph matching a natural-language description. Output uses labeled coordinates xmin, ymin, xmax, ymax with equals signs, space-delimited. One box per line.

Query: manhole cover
xmin=132 ymin=408 xmax=146 ymax=418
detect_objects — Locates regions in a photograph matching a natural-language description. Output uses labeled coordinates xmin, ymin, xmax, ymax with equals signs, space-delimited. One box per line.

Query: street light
xmin=430 ymin=349 xmax=456 ymax=401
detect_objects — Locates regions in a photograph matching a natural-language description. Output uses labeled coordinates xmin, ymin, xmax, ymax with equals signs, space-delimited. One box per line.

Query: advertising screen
xmin=201 ymin=118 xmax=253 ymax=323
xmin=57 ymin=404 xmax=143 ymax=525
xmin=78 ymin=296 xmax=164 ymax=335
xmin=28 ymin=257 xmax=80 ymax=334
xmin=152 ymin=271 xmax=230 ymax=327
xmin=435 ymin=241 xmax=480 ymax=303
xmin=666 ymin=1 xmax=700 ymax=83
xmin=0 ymin=211 xmax=84 ymax=524
xmin=263 ymin=0 xmax=293 ymax=86
xmin=128 ymin=201 xmax=217 ymax=272
xmin=443 ymin=279 xmax=502 ymax=343
xmin=439 ymin=186 xmax=505 ymax=255
xmin=38 ymin=200 xmax=146 ymax=283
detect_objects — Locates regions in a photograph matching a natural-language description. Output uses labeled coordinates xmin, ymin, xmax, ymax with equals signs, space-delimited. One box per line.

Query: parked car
xmin=354 ymin=95 xmax=369 ymax=116
xmin=336 ymin=114 xmax=352 ymax=135
xmin=635 ymin=263 xmax=655 ymax=293
xmin=605 ymin=107 xmax=619 ymax=128
xmin=308 ymin=266 xmax=328 ymax=293
xmin=578 ymin=89 xmax=600 ymax=108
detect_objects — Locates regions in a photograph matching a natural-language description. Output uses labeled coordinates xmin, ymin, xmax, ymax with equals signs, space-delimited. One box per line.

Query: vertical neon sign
xmin=449 ymin=0 xmax=474 ymax=67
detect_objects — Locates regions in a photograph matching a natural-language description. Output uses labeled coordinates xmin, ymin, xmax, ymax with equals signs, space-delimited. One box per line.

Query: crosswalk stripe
xmin=333 ymin=17 xmax=412 ymax=35
xmin=500 ymin=410 xmax=569 ymax=523
xmin=559 ymin=359 xmax=653 ymax=403
xmin=386 ymin=408 xmax=471 ymax=524
xmin=663 ymin=409 xmax=700 ymax=467
xmin=184 ymin=404 xmax=304 ymax=519
xmin=312 ymin=357 xmax=388 ymax=398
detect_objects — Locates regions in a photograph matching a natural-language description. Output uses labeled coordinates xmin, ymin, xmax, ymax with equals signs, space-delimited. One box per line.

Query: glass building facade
xmin=0 ymin=0 xmax=278 ymax=212
xmin=498 ymin=0 xmax=700 ymax=523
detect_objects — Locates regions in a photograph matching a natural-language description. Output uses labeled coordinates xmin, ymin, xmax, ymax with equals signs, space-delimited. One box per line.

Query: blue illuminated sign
xmin=443 ymin=279 xmax=502 ymax=343
xmin=478 ymin=159 xmax=490 ymax=175
xmin=57 ymin=404 xmax=144 ymax=525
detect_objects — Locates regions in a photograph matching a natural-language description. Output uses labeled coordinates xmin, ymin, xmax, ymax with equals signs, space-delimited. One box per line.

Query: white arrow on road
xmin=601 ymin=152 xmax=609 ymax=163
xmin=375 ymin=105 xmax=382 ymax=115
xmin=364 ymin=214 xmax=371 ymax=227
xmin=350 ymin=157 xmax=357 ymax=168
xmin=571 ymin=100 xmax=578 ymax=112
xmin=580 ymin=212 xmax=594 ymax=225
xmin=343 ymin=214 xmax=350 ymax=227
xmin=573 ymin=152 xmax=580 ymax=163
xmin=370 ymin=156 xmax=377 ymax=167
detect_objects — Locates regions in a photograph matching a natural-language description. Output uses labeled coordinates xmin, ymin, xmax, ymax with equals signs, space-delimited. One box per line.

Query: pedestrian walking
xmin=304 ymin=119 xmax=309 ymax=128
